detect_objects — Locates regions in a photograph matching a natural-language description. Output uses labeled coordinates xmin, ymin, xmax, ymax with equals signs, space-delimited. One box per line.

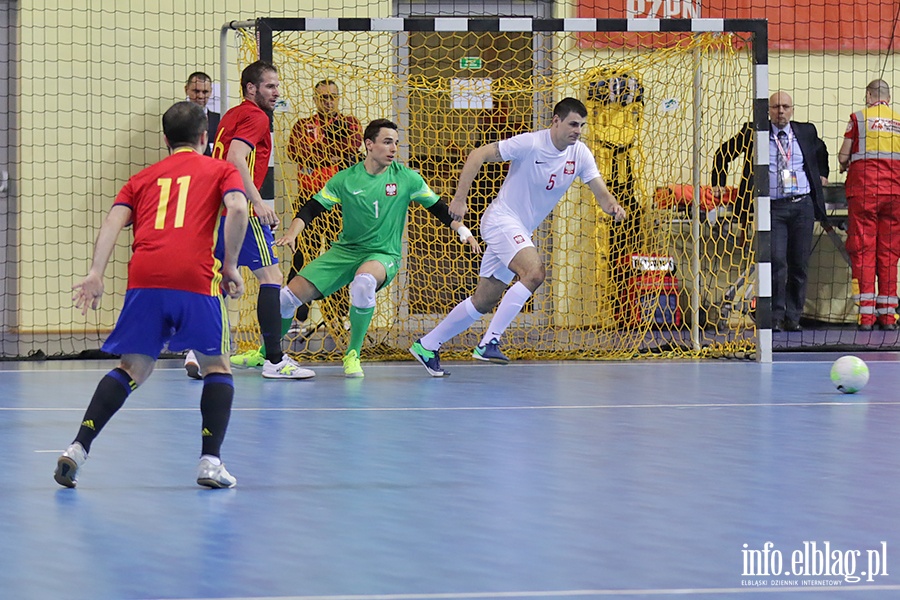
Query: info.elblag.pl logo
xmin=741 ymin=541 xmax=889 ymax=586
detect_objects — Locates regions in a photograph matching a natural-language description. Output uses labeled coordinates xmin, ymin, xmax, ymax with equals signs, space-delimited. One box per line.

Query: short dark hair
xmin=315 ymin=79 xmax=338 ymax=92
xmin=241 ymin=60 xmax=277 ymax=96
xmin=163 ymin=101 xmax=207 ymax=148
xmin=553 ymin=97 xmax=588 ymax=120
xmin=186 ymin=72 xmax=212 ymax=85
xmin=364 ymin=118 xmax=398 ymax=143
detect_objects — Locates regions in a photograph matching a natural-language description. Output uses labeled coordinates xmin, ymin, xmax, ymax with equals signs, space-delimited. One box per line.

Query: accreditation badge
xmin=781 ymin=170 xmax=799 ymax=195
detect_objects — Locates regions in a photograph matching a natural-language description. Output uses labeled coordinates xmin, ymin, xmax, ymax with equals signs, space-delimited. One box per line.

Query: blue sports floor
xmin=3 ymin=354 xmax=900 ymax=599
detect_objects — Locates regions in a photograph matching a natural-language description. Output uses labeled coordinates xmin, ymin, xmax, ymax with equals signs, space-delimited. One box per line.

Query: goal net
xmin=228 ymin=18 xmax=765 ymax=362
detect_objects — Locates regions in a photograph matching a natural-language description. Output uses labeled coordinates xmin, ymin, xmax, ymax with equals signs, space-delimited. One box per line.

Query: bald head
xmin=866 ymin=79 xmax=891 ymax=105
xmin=769 ymin=91 xmax=794 ymax=128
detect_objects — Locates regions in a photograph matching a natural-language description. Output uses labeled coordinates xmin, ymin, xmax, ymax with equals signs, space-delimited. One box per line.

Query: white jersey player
xmin=410 ymin=97 xmax=626 ymax=376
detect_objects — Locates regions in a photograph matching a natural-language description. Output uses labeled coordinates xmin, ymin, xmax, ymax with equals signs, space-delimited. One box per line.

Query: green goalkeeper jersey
xmin=313 ymin=161 xmax=440 ymax=257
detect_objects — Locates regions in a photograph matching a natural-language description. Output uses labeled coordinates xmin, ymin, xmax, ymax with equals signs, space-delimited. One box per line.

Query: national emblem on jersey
xmin=564 ymin=161 xmax=575 ymax=175
xmin=385 ymin=183 xmax=398 ymax=196
xmin=514 ymin=234 xmax=526 ymax=244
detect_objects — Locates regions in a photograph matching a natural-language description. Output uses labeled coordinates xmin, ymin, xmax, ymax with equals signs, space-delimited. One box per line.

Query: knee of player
xmin=471 ymin=298 xmax=498 ymax=314
xmin=470 ymin=290 xmax=502 ymax=314
xmin=195 ymin=354 xmax=233 ymax=377
xmin=520 ymin=265 xmax=546 ymax=289
xmin=350 ymin=272 xmax=378 ymax=309
xmin=117 ymin=357 xmax=154 ymax=386
xmin=256 ymin=264 xmax=284 ymax=286
xmin=288 ymin=276 xmax=319 ymax=303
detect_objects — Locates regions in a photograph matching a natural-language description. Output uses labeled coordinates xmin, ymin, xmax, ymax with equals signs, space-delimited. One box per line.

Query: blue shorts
xmin=102 ymin=289 xmax=230 ymax=358
xmin=215 ymin=215 xmax=278 ymax=271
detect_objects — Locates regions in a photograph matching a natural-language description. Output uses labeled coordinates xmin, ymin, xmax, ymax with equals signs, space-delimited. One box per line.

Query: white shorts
xmin=478 ymin=212 xmax=534 ymax=284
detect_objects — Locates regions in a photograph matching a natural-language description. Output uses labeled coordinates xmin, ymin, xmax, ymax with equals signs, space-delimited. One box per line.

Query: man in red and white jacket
xmin=839 ymin=79 xmax=900 ymax=331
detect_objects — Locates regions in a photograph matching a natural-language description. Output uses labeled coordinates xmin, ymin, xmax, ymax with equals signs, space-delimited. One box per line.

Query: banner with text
xmin=577 ymin=0 xmax=900 ymax=51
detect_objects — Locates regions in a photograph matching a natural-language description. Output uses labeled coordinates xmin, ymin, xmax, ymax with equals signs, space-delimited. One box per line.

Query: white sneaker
xmin=196 ymin=457 xmax=237 ymax=489
xmin=262 ymin=354 xmax=316 ymax=379
xmin=184 ymin=350 xmax=201 ymax=380
xmin=54 ymin=442 xmax=87 ymax=488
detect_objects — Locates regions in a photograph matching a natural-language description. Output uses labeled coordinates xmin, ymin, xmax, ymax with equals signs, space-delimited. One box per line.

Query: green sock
xmin=281 ymin=317 xmax=293 ymax=337
xmin=347 ymin=305 xmax=374 ymax=355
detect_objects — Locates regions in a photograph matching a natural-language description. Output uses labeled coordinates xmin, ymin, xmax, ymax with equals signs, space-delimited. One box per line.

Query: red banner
xmin=577 ymin=0 xmax=900 ymax=51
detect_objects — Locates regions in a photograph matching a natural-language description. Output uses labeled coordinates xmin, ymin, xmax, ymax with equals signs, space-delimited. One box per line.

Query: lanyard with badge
xmin=775 ymin=129 xmax=799 ymax=195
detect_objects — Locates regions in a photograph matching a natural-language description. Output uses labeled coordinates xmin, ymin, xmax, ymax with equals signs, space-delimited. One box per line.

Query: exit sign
xmin=459 ymin=57 xmax=482 ymax=69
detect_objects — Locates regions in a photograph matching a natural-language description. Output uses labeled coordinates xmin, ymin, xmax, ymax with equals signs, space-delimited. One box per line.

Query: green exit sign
xmin=459 ymin=57 xmax=482 ymax=69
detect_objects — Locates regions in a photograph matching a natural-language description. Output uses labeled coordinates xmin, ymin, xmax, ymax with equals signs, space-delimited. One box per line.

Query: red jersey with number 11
xmin=113 ymin=148 xmax=246 ymax=295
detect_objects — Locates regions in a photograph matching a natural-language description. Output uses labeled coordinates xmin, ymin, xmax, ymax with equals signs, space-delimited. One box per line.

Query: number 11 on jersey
xmin=155 ymin=176 xmax=191 ymax=229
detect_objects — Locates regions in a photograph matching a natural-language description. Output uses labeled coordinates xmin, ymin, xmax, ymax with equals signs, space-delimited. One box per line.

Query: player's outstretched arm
xmin=587 ymin=177 xmax=626 ymax=222
xmin=450 ymin=142 xmax=503 ymax=220
xmin=273 ymin=217 xmax=307 ymax=252
xmin=72 ymin=204 xmax=132 ymax=315
xmin=221 ymin=190 xmax=249 ymax=298
xmin=424 ymin=199 xmax=482 ymax=254
xmin=453 ymin=221 xmax=482 ymax=254
xmin=274 ymin=198 xmax=326 ymax=250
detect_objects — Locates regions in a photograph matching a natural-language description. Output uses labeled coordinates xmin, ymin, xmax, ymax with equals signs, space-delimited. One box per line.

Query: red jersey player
xmin=55 ymin=101 xmax=248 ymax=489
xmin=191 ymin=60 xmax=314 ymax=379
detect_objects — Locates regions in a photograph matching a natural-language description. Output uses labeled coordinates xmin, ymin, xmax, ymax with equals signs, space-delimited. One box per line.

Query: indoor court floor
xmin=3 ymin=353 xmax=900 ymax=599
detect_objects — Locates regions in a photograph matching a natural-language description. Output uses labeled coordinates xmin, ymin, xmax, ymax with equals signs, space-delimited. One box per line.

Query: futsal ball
xmin=830 ymin=355 xmax=869 ymax=394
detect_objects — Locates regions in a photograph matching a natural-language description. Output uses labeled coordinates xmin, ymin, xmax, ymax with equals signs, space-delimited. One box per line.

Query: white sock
xmin=279 ymin=286 xmax=304 ymax=319
xmin=420 ymin=297 xmax=483 ymax=351
xmin=200 ymin=454 xmax=222 ymax=466
xmin=480 ymin=282 xmax=532 ymax=346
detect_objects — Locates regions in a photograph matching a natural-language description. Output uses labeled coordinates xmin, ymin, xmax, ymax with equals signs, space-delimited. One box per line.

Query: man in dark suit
xmin=185 ymin=72 xmax=220 ymax=156
xmin=712 ymin=91 xmax=830 ymax=332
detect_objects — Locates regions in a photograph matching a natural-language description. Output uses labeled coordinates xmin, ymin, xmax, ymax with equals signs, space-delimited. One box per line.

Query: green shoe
xmin=342 ymin=349 xmax=364 ymax=378
xmin=230 ymin=347 xmax=265 ymax=368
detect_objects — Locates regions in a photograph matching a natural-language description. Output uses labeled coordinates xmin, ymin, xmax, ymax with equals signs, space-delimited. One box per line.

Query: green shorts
xmin=299 ymin=244 xmax=400 ymax=298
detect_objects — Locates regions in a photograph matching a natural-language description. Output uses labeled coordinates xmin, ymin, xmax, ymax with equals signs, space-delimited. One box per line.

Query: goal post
xmin=223 ymin=17 xmax=771 ymax=362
